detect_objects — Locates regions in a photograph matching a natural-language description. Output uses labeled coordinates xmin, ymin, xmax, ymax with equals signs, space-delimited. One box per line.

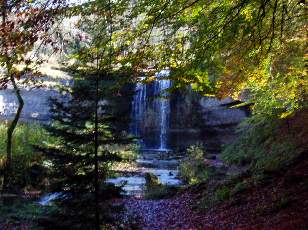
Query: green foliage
xmin=0 ymin=123 xmax=51 ymax=190
xmin=0 ymin=122 xmax=50 ymax=159
xmin=244 ymin=40 xmax=307 ymax=118
xmin=187 ymin=145 xmax=205 ymax=160
xmin=222 ymin=115 xmax=302 ymax=174
xmin=114 ymin=0 xmax=308 ymax=117
xmin=65 ymin=0 xmax=136 ymax=77
xmin=179 ymin=145 xmax=208 ymax=184
xmin=119 ymin=0 xmax=307 ymax=117
xmin=0 ymin=198 xmax=57 ymax=227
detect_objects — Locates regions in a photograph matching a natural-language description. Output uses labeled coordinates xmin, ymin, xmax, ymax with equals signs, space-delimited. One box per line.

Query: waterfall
xmin=130 ymin=70 xmax=171 ymax=150
xmin=153 ymin=77 xmax=171 ymax=150
xmin=108 ymin=71 xmax=179 ymax=196
xmin=130 ymin=77 xmax=147 ymax=141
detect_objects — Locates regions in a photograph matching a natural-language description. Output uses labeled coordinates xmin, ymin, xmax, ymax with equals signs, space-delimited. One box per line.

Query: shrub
xmin=144 ymin=184 xmax=179 ymax=199
xmin=144 ymin=173 xmax=160 ymax=188
xmin=0 ymin=122 xmax=51 ymax=191
xmin=179 ymin=144 xmax=209 ymax=184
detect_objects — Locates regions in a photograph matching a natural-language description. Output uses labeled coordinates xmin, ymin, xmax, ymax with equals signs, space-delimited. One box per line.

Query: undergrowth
xmin=0 ymin=198 xmax=58 ymax=228
xmin=196 ymin=112 xmax=307 ymax=211
xmin=222 ymin=115 xmax=303 ymax=175
xmin=179 ymin=144 xmax=227 ymax=185
xmin=0 ymin=122 xmax=53 ymax=191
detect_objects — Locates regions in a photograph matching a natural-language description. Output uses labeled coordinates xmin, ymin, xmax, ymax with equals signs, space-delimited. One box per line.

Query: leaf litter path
xmin=119 ymin=175 xmax=308 ymax=230
xmin=121 ymin=193 xmax=208 ymax=230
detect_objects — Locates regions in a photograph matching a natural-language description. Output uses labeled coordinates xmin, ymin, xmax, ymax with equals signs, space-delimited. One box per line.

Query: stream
xmin=107 ymin=149 xmax=183 ymax=196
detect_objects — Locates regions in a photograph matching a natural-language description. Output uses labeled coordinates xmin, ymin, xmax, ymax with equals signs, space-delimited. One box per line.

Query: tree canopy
xmin=66 ymin=0 xmax=307 ymax=118
xmin=129 ymin=0 xmax=307 ymax=118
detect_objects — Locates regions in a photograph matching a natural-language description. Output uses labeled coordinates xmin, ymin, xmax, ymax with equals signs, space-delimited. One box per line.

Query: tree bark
xmin=3 ymin=74 xmax=24 ymax=192
xmin=1 ymin=0 xmax=25 ymax=192
xmin=94 ymin=56 xmax=100 ymax=230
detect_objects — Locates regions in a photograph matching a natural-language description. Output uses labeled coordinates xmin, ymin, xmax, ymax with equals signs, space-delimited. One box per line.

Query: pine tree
xmin=37 ymin=71 xmax=130 ymax=229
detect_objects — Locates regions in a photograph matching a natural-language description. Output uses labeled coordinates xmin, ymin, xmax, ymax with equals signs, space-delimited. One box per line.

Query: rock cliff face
xmin=130 ymin=82 xmax=250 ymax=152
xmin=196 ymin=96 xmax=249 ymax=153
xmin=0 ymin=80 xmax=249 ymax=153
xmin=199 ymin=97 xmax=248 ymax=126
xmin=167 ymin=90 xmax=249 ymax=152
xmin=0 ymin=76 xmax=72 ymax=123
xmin=0 ymin=78 xmax=132 ymax=125
xmin=0 ymin=88 xmax=62 ymax=123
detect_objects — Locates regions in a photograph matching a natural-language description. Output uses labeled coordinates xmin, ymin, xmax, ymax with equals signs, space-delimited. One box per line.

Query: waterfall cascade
xmin=129 ymin=77 xmax=147 ymax=140
xmin=130 ymin=70 xmax=171 ymax=150
xmin=153 ymin=78 xmax=171 ymax=150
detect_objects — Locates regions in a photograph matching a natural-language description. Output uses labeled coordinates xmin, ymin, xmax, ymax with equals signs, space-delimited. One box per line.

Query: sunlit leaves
xmin=0 ymin=0 xmax=67 ymax=84
xmin=146 ymin=0 xmax=307 ymax=118
xmin=127 ymin=0 xmax=306 ymax=118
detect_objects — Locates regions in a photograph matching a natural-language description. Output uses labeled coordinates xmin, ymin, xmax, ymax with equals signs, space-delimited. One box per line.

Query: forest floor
xmin=118 ymin=152 xmax=308 ymax=230
xmin=118 ymin=112 xmax=308 ymax=230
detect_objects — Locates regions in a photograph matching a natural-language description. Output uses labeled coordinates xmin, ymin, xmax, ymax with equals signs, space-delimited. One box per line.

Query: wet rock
xmin=145 ymin=173 xmax=160 ymax=188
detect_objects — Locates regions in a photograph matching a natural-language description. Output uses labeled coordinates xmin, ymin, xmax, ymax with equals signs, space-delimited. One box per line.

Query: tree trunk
xmin=94 ymin=57 xmax=100 ymax=230
xmin=1 ymin=0 xmax=25 ymax=192
xmin=3 ymin=74 xmax=24 ymax=192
